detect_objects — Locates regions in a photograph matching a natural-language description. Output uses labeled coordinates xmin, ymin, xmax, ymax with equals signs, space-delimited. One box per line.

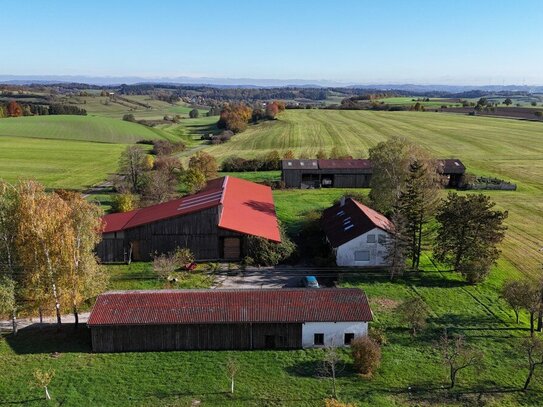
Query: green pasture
xmin=0 ymin=115 xmax=168 ymax=143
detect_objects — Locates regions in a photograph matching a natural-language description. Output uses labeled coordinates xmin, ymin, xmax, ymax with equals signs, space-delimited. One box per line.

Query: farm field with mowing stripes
xmin=205 ymin=109 xmax=543 ymax=279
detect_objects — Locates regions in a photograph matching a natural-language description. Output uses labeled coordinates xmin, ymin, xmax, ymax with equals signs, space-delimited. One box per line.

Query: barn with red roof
xmin=87 ymin=288 xmax=373 ymax=352
xmin=322 ymin=197 xmax=394 ymax=267
xmin=96 ymin=176 xmax=281 ymax=263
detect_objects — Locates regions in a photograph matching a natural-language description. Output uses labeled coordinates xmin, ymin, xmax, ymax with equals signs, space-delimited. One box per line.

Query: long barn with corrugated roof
xmin=281 ymin=158 xmax=465 ymax=188
xmin=96 ymin=176 xmax=281 ymax=263
xmin=87 ymin=288 xmax=373 ymax=352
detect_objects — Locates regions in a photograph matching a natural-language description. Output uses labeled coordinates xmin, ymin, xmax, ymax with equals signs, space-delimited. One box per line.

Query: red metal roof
xmin=87 ymin=288 xmax=373 ymax=326
xmin=322 ymin=198 xmax=394 ymax=248
xmin=101 ymin=176 xmax=280 ymax=242
xmin=317 ymin=159 xmax=372 ymax=170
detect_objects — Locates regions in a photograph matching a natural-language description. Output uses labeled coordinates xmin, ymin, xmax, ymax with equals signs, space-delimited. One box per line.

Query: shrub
xmin=144 ymin=155 xmax=155 ymax=170
xmin=535 ymin=111 xmax=543 ymax=118
xmin=369 ymin=327 xmax=388 ymax=346
xmin=173 ymin=247 xmax=195 ymax=266
xmin=153 ymin=253 xmax=177 ymax=280
xmin=246 ymin=223 xmax=296 ymax=266
xmin=151 ymin=140 xmax=186 ymax=156
xmin=111 ymin=193 xmax=137 ymax=213
xmin=123 ymin=113 xmax=136 ymax=122
xmin=324 ymin=399 xmax=355 ymax=407
xmin=351 ymin=336 xmax=381 ymax=376
xmin=189 ymin=108 xmax=199 ymax=118
xmin=183 ymin=168 xmax=207 ymax=194
xmin=188 ymin=151 xmax=218 ymax=180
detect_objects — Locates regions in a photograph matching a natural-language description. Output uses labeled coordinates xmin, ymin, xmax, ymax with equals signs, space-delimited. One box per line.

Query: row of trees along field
xmin=0 ymin=100 xmax=87 ymax=117
xmin=365 ymin=137 xmax=507 ymax=283
xmin=0 ymin=181 xmax=106 ymax=333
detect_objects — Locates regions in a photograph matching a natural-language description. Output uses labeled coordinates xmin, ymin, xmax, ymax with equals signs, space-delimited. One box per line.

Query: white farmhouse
xmin=322 ymin=197 xmax=394 ymax=267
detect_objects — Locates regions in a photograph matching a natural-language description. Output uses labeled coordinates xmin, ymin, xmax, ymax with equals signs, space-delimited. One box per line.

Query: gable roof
xmin=317 ymin=159 xmax=372 ymax=170
xmin=321 ymin=198 xmax=393 ymax=248
xmin=102 ymin=176 xmax=281 ymax=242
xmin=87 ymin=288 xmax=373 ymax=326
xmin=438 ymin=159 xmax=466 ymax=174
xmin=281 ymin=159 xmax=319 ymax=170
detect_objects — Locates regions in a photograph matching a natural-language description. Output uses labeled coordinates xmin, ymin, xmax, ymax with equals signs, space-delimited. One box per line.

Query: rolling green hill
xmin=0 ymin=115 xmax=169 ymax=143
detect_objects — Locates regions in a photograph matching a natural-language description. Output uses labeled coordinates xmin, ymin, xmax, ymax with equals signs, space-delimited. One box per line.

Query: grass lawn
xmin=2 ymin=258 xmax=542 ymax=406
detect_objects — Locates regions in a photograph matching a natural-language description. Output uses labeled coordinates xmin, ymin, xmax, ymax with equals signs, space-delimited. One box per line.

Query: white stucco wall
xmin=301 ymin=321 xmax=368 ymax=348
xmin=335 ymin=227 xmax=390 ymax=267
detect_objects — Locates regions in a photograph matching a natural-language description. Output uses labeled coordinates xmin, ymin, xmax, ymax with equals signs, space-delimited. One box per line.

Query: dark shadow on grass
xmin=342 ymin=271 xmax=471 ymax=289
xmin=285 ymin=360 xmax=356 ymax=378
xmin=4 ymin=324 xmax=91 ymax=355
xmin=0 ymin=398 xmax=44 ymax=405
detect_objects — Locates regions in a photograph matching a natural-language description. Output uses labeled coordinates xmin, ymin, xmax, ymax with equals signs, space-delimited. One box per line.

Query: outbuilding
xmin=322 ymin=197 xmax=394 ymax=267
xmin=96 ymin=176 xmax=281 ymax=263
xmin=281 ymin=158 xmax=466 ymax=189
xmin=87 ymin=288 xmax=373 ymax=352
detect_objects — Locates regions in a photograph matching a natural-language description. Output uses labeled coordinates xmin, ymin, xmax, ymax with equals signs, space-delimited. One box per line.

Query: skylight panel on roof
xmin=337 ymin=210 xmax=345 ymax=216
xmin=344 ymin=224 xmax=354 ymax=231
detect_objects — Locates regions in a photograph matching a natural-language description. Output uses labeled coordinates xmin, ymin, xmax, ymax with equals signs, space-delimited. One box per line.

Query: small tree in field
xmin=183 ymin=168 xmax=207 ymax=194
xmin=189 ymin=108 xmax=199 ymax=118
xmin=438 ymin=332 xmax=483 ymax=389
xmin=350 ymin=336 xmax=381 ymax=376
xmin=398 ymin=297 xmax=428 ymax=336
xmin=318 ymin=347 xmax=344 ymax=399
xmin=33 ymin=369 xmax=55 ymax=400
xmin=501 ymin=280 xmax=528 ymax=323
xmin=523 ymin=336 xmax=543 ymax=391
xmin=225 ymin=358 xmax=239 ymax=394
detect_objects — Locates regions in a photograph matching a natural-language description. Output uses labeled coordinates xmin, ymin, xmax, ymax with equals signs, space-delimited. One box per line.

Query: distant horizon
xmin=1 ymin=74 xmax=542 ymax=89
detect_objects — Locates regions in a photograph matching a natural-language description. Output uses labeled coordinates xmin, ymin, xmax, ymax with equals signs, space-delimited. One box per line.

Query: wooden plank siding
xmin=282 ymin=168 xmax=372 ymax=188
xmin=96 ymin=206 xmax=247 ymax=263
xmin=90 ymin=323 xmax=302 ymax=352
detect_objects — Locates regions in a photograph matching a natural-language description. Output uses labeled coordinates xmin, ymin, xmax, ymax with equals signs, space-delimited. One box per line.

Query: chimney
xmin=340 ymin=196 xmax=346 ymax=207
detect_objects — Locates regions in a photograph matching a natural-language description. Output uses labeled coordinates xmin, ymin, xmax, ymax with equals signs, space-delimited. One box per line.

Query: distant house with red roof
xmin=321 ymin=197 xmax=394 ymax=267
xmin=96 ymin=176 xmax=281 ymax=263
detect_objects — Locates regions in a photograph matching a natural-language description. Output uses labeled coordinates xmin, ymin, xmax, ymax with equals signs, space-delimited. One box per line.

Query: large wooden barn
xmin=281 ymin=158 xmax=466 ymax=189
xmin=96 ymin=176 xmax=281 ymax=263
xmin=87 ymin=288 xmax=373 ymax=352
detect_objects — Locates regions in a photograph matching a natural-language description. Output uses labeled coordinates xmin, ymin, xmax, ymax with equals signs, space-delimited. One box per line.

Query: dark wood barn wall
xmin=91 ymin=323 xmax=302 ymax=352
xmin=282 ymin=169 xmax=372 ymax=188
xmin=96 ymin=206 xmax=246 ymax=262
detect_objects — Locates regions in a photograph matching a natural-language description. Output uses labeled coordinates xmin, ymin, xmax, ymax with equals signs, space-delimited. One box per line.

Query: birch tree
xmin=33 ymin=369 xmax=55 ymax=400
xmin=16 ymin=181 xmax=72 ymax=328
xmin=0 ymin=181 xmax=20 ymax=334
xmin=225 ymin=358 xmax=239 ymax=394
xmin=56 ymin=191 xmax=107 ymax=329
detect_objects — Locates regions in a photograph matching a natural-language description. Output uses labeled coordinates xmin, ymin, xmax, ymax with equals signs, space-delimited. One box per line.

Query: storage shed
xmin=322 ymin=197 xmax=394 ymax=267
xmin=96 ymin=176 xmax=280 ymax=263
xmin=87 ymin=288 xmax=373 ymax=352
xmin=281 ymin=158 xmax=465 ymax=189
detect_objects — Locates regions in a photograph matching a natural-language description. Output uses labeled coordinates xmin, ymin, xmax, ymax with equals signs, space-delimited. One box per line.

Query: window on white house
xmin=378 ymin=234 xmax=386 ymax=244
xmin=367 ymin=234 xmax=376 ymax=243
xmin=344 ymin=333 xmax=355 ymax=345
xmin=314 ymin=333 xmax=324 ymax=346
xmin=354 ymin=250 xmax=370 ymax=261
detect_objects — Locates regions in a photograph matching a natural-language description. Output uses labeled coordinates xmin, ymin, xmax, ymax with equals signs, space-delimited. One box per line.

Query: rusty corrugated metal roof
xmin=87 ymin=288 xmax=373 ymax=326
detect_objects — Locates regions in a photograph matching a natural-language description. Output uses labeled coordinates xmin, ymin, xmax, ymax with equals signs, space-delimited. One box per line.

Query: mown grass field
xmin=0 ymin=115 xmax=180 ymax=189
xmin=206 ymin=109 xmax=543 ymax=278
xmin=0 ymin=115 xmax=169 ymax=143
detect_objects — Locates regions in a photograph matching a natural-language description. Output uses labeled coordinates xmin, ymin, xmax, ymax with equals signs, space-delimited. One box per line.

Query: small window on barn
xmin=314 ymin=333 xmax=324 ymax=346
xmin=287 ymin=162 xmax=292 ymax=166
xmin=354 ymin=250 xmax=370 ymax=262
xmin=378 ymin=234 xmax=386 ymax=244
xmin=367 ymin=234 xmax=376 ymax=243
xmin=344 ymin=333 xmax=355 ymax=345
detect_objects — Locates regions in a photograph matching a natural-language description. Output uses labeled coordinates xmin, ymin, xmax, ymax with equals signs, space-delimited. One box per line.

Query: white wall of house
xmin=335 ymin=227 xmax=390 ymax=267
xmin=301 ymin=321 xmax=368 ymax=348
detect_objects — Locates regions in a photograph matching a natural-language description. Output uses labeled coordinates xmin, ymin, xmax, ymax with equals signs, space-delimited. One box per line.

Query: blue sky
xmin=2 ymin=0 xmax=542 ymax=84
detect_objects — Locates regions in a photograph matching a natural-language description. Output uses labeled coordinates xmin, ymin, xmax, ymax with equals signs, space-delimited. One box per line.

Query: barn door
xmin=130 ymin=241 xmax=141 ymax=261
xmin=223 ymin=237 xmax=241 ymax=260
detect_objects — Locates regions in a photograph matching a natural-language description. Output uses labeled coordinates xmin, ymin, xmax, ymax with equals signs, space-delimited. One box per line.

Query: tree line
xmin=217 ymin=101 xmax=286 ymax=134
xmin=0 ymin=100 xmax=87 ymax=118
xmin=0 ymin=182 xmax=106 ymax=332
